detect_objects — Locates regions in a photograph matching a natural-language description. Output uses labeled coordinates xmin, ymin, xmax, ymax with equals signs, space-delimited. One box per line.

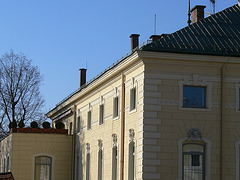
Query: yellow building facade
xmin=47 ymin=3 xmax=240 ymax=180
xmin=0 ymin=131 xmax=72 ymax=180
xmin=0 ymin=3 xmax=239 ymax=180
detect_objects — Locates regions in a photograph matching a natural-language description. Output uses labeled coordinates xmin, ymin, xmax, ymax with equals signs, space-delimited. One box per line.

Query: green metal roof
xmin=141 ymin=4 xmax=240 ymax=57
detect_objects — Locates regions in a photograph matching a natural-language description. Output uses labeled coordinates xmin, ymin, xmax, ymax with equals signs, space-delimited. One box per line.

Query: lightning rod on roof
xmin=154 ymin=14 xmax=157 ymax=35
xmin=187 ymin=0 xmax=192 ymax=26
xmin=210 ymin=0 xmax=216 ymax=14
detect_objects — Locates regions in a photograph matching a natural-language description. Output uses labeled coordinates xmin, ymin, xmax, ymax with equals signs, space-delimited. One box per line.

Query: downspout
xmin=120 ymin=73 xmax=125 ymax=180
xmin=220 ymin=62 xmax=228 ymax=180
xmin=72 ymin=105 xmax=77 ymax=180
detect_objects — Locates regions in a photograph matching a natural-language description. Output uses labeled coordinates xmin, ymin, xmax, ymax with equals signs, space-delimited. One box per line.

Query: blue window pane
xmin=183 ymin=86 xmax=206 ymax=108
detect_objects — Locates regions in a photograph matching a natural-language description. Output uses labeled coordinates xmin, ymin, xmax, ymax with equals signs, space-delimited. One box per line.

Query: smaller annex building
xmin=0 ymin=127 xmax=72 ymax=180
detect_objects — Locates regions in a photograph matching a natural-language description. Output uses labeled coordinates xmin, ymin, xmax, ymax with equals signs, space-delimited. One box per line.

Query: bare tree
xmin=0 ymin=50 xmax=45 ymax=138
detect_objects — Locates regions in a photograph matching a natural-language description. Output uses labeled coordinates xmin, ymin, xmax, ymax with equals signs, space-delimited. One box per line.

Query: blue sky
xmin=0 ymin=0 xmax=237 ymax=112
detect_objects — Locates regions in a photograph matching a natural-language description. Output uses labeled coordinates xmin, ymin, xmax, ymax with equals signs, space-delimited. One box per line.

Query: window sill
xmin=113 ymin=116 xmax=119 ymax=121
xmin=129 ymin=108 xmax=137 ymax=114
xmin=179 ymin=107 xmax=210 ymax=111
xmin=99 ymin=123 xmax=104 ymax=127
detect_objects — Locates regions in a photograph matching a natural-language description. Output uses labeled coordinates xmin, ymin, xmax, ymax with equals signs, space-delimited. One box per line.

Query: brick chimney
xmin=149 ymin=35 xmax=162 ymax=43
xmin=191 ymin=5 xmax=206 ymax=24
xmin=130 ymin=34 xmax=140 ymax=51
xmin=79 ymin=68 xmax=87 ymax=88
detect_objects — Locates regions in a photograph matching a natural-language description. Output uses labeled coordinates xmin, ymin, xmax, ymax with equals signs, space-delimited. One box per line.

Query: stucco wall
xmin=143 ymin=53 xmax=240 ymax=180
xmin=2 ymin=132 xmax=72 ymax=180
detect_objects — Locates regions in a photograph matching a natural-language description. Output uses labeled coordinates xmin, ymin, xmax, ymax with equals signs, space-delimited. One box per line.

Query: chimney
xmin=191 ymin=5 xmax=206 ymax=24
xmin=130 ymin=34 xmax=140 ymax=51
xmin=149 ymin=35 xmax=162 ymax=43
xmin=239 ymin=0 xmax=240 ymax=6
xmin=79 ymin=68 xmax=87 ymax=88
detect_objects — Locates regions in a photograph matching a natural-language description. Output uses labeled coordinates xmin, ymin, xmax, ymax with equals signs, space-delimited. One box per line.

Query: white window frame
xmin=112 ymin=146 xmax=118 ymax=180
xmin=130 ymin=87 xmax=137 ymax=112
xmin=32 ymin=153 xmax=55 ymax=180
xmin=98 ymin=149 xmax=103 ymax=180
xmin=86 ymin=152 xmax=91 ymax=180
xmin=179 ymin=74 xmax=212 ymax=111
xmin=113 ymin=96 xmax=119 ymax=120
xmin=99 ymin=104 xmax=104 ymax=125
xmin=177 ymin=138 xmax=211 ymax=180
xmin=87 ymin=111 xmax=91 ymax=130
xmin=77 ymin=109 xmax=81 ymax=133
xmin=128 ymin=141 xmax=136 ymax=180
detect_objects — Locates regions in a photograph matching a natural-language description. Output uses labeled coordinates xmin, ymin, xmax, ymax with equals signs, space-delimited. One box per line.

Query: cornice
xmin=138 ymin=51 xmax=240 ymax=64
xmin=47 ymin=51 xmax=141 ymax=118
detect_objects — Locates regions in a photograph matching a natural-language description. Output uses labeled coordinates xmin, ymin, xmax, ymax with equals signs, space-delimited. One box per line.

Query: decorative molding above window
xmin=187 ymin=128 xmax=202 ymax=141
xmin=98 ymin=139 xmax=103 ymax=150
xmin=113 ymin=87 xmax=120 ymax=98
xmin=129 ymin=129 xmax=135 ymax=142
xmin=112 ymin=134 xmax=117 ymax=147
xmin=100 ymin=96 xmax=104 ymax=105
xmin=86 ymin=143 xmax=90 ymax=153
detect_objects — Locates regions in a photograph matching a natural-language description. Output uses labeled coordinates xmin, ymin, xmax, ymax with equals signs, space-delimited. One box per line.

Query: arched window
xmin=112 ymin=146 xmax=118 ymax=180
xmin=128 ymin=141 xmax=135 ymax=180
xmin=183 ymin=143 xmax=205 ymax=180
xmin=35 ymin=156 xmax=52 ymax=180
xmin=98 ymin=149 xmax=103 ymax=180
xmin=86 ymin=153 xmax=90 ymax=180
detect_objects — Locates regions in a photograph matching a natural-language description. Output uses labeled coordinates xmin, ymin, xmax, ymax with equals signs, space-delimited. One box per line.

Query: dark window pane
xmin=191 ymin=155 xmax=200 ymax=166
xmin=183 ymin=86 xmax=206 ymax=108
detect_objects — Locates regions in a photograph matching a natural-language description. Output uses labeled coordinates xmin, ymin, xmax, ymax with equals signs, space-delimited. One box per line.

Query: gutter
xmin=72 ymin=105 xmax=77 ymax=180
xmin=220 ymin=61 xmax=228 ymax=180
xmin=120 ymin=73 xmax=125 ymax=180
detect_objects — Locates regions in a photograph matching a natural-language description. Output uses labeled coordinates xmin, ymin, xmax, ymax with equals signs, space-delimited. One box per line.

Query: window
xmin=76 ymin=156 xmax=80 ymax=180
xmin=183 ymin=86 xmax=206 ymax=108
xmin=86 ymin=153 xmax=90 ymax=180
xmin=3 ymin=158 xmax=5 ymax=172
xmin=98 ymin=150 xmax=103 ymax=180
xmin=130 ymin=88 xmax=136 ymax=111
xmin=112 ymin=147 xmax=118 ymax=180
xmin=6 ymin=156 xmax=9 ymax=172
xmin=87 ymin=111 xmax=91 ymax=130
xmin=239 ymin=88 xmax=240 ymax=110
xmin=235 ymin=85 xmax=240 ymax=112
xmin=99 ymin=104 xmax=104 ymax=125
xmin=69 ymin=122 xmax=72 ymax=135
xmin=183 ymin=143 xmax=205 ymax=180
xmin=113 ymin=97 xmax=119 ymax=118
xmin=77 ymin=116 xmax=81 ymax=133
xmin=35 ymin=156 xmax=52 ymax=180
xmin=128 ymin=142 xmax=135 ymax=180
